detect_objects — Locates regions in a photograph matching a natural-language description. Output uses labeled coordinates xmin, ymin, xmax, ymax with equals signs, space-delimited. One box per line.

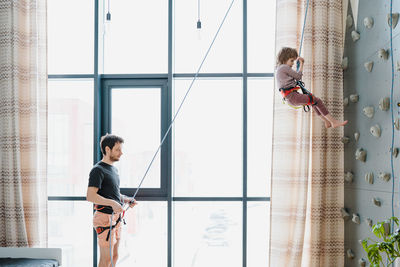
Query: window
xmin=173 ymin=0 xmax=243 ymax=73
xmin=101 ymin=78 xmax=169 ymax=197
xmin=48 ymin=201 xmax=93 ymax=266
xmin=116 ymin=202 xmax=167 ymax=266
xmin=48 ymin=0 xmax=94 ymax=74
xmin=48 ymin=79 xmax=94 ymax=196
xmin=247 ymin=0 xmax=276 ymax=73
xmin=102 ymin=0 xmax=168 ymax=74
xmin=247 ymin=78 xmax=273 ymax=197
xmin=48 ymin=1 xmax=275 ymax=266
xmin=173 ymin=202 xmax=242 ymax=267
xmin=112 ymin=88 xmax=162 ymax=188
xmin=173 ymin=78 xmax=243 ymax=197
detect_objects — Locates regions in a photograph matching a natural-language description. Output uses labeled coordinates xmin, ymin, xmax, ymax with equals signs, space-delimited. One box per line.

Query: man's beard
xmin=110 ymin=155 xmax=120 ymax=162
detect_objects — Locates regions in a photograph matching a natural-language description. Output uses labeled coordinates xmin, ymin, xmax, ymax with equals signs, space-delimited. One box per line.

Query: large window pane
xmin=247 ymin=202 xmax=270 ymax=267
xmin=248 ymin=0 xmax=276 ymax=73
xmin=247 ymin=78 xmax=273 ymax=197
xmin=112 ymin=88 xmax=161 ymax=188
xmin=103 ymin=0 xmax=168 ymax=74
xmin=48 ymin=79 xmax=94 ymax=196
xmin=173 ymin=202 xmax=242 ymax=267
xmin=173 ymin=79 xmax=242 ymax=197
xmin=48 ymin=201 xmax=93 ymax=267
xmin=48 ymin=0 xmax=93 ymax=74
xmin=174 ymin=0 xmax=242 ymax=73
xmin=116 ymin=202 xmax=167 ymax=267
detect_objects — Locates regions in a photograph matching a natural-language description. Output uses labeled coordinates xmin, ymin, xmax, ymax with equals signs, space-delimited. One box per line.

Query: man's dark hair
xmin=100 ymin=134 xmax=124 ymax=155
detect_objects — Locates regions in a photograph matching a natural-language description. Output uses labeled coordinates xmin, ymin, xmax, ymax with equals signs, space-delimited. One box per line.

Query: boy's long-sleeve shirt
xmin=275 ymin=64 xmax=303 ymax=89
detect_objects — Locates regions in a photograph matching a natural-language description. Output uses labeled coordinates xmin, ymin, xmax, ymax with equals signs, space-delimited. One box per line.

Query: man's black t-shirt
xmin=88 ymin=161 xmax=123 ymax=214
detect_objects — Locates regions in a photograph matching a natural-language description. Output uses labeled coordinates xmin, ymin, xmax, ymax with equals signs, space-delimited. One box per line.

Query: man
xmin=87 ymin=134 xmax=137 ymax=267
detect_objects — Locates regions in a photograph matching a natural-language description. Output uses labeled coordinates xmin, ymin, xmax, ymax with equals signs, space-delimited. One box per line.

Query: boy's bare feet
xmin=324 ymin=121 xmax=332 ymax=128
xmin=331 ymin=120 xmax=348 ymax=128
xmin=324 ymin=114 xmax=348 ymax=128
xmin=319 ymin=115 xmax=332 ymax=128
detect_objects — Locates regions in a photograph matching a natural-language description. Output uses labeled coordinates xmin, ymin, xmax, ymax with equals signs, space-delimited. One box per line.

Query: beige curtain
xmin=269 ymin=0 xmax=344 ymax=266
xmin=0 ymin=0 xmax=47 ymax=247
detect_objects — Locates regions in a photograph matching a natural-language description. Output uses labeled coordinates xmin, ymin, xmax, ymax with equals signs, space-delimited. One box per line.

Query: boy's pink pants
xmin=285 ymin=91 xmax=329 ymax=116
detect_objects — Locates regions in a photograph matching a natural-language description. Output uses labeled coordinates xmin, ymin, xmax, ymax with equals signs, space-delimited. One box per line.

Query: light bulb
xmin=197 ymin=20 xmax=202 ymax=40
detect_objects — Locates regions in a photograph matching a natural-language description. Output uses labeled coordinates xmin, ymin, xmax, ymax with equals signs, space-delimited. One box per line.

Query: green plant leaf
xmin=362 ymin=217 xmax=400 ymax=266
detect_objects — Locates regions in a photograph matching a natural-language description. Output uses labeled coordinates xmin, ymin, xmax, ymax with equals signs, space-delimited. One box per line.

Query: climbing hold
xmin=378 ymin=49 xmax=389 ymax=60
xmin=392 ymin=148 xmax=399 ymax=158
xmin=342 ymin=57 xmax=348 ymax=70
xmin=373 ymin=197 xmax=381 ymax=207
xmin=370 ymin=124 xmax=381 ymax=138
xmin=364 ymin=17 xmax=374 ymax=29
xmin=347 ymin=249 xmax=355 ymax=259
xmin=365 ymin=172 xmax=374 ymax=184
xmin=397 ymin=61 xmax=400 ymax=71
xmin=379 ymin=172 xmax=391 ymax=182
xmin=388 ymin=13 xmax=399 ymax=29
xmin=383 ymin=222 xmax=390 ymax=235
xmin=359 ymin=258 xmax=366 ymax=267
xmin=355 ymin=148 xmax=367 ymax=162
xmin=395 ymin=118 xmax=400 ymax=130
xmin=341 ymin=136 xmax=350 ymax=144
xmin=363 ymin=106 xmax=374 ymax=118
xmin=352 ymin=214 xmax=360 ymax=224
xmin=351 ymin=31 xmax=360 ymax=42
xmin=354 ymin=132 xmax=360 ymax=142
xmin=344 ymin=97 xmax=349 ymax=107
xmin=347 ymin=14 xmax=353 ymax=29
xmin=365 ymin=218 xmax=373 ymax=227
xmin=364 ymin=61 xmax=374 ymax=72
xmin=345 ymin=172 xmax=354 ymax=183
xmin=379 ymin=97 xmax=390 ymax=111
xmin=341 ymin=208 xmax=351 ymax=221
xmin=350 ymin=94 xmax=359 ymax=103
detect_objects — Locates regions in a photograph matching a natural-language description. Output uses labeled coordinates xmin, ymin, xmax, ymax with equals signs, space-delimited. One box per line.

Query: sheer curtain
xmin=0 ymin=0 xmax=47 ymax=247
xmin=269 ymin=0 xmax=344 ymax=265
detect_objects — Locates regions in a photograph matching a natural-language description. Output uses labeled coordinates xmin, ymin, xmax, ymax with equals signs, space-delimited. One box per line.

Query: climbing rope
xmin=105 ymin=1 xmax=237 ymax=264
xmin=389 ymin=0 xmax=396 ymax=233
xmin=123 ymin=0 xmax=236 ymax=211
xmin=296 ymin=0 xmax=311 ymax=71
xmin=285 ymin=0 xmax=315 ymax=112
xmin=110 ymin=212 xmax=114 ymax=267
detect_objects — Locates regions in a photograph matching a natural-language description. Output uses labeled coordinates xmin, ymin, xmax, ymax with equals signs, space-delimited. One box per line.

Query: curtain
xmin=269 ymin=0 xmax=344 ymax=265
xmin=0 ymin=0 xmax=47 ymax=247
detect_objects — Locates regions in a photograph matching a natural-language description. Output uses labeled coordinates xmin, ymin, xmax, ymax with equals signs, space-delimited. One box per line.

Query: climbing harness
xmin=94 ymin=205 xmax=125 ymax=242
xmin=93 ymin=204 xmax=123 ymax=267
xmin=279 ymin=81 xmax=317 ymax=112
xmin=279 ymin=86 xmax=300 ymax=98
xmin=279 ymin=87 xmax=303 ymax=110
xmin=296 ymin=80 xmax=317 ymax=112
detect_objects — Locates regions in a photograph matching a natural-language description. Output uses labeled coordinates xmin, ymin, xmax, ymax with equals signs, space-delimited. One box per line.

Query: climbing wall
xmin=343 ymin=0 xmax=400 ymax=266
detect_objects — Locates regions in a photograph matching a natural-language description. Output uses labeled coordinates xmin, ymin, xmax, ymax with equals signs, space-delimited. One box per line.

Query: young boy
xmin=275 ymin=47 xmax=347 ymax=128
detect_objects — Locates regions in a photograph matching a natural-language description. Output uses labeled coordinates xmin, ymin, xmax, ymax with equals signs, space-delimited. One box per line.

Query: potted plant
xmin=362 ymin=217 xmax=400 ymax=266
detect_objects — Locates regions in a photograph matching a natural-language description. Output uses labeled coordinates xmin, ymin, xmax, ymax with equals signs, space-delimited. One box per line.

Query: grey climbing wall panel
xmin=343 ymin=0 xmax=400 ymax=265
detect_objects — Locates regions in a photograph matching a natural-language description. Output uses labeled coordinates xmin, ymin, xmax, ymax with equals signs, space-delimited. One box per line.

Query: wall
xmin=343 ymin=0 xmax=400 ymax=266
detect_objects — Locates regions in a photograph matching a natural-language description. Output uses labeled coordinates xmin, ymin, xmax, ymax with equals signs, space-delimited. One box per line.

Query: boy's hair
xmin=276 ymin=47 xmax=298 ymax=65
xmin=100 ymin=134 xmax=124 ymax=155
